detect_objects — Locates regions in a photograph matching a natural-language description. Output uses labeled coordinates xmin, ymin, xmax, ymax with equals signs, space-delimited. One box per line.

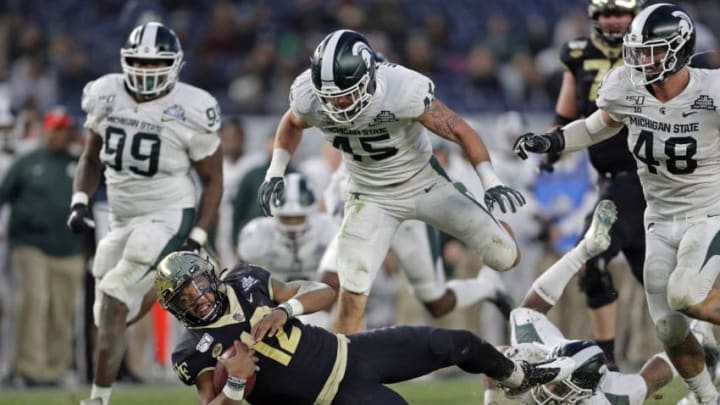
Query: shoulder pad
xmin=81 ymin=74 xmax=123 ymax=130
xmin=172 ymin=84 xmax=221 ymax=134
xmin=383 ymin=65 xmax=435 ymax=118
xmin=289 ymin=69 xmax=318 ymax=121
xmin=237 ymin=219 xmax=271 ymax=260
xmin=596 ymin=66 xmax=630 ymax=108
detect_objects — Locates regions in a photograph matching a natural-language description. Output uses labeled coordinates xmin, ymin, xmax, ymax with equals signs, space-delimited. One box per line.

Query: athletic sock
xmin=90 ymin=384 xmax=112 ymax=405
xmin=531 ymin=243 xmax=588 ymax=305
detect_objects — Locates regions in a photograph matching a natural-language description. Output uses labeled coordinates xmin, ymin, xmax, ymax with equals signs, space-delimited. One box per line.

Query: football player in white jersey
xmin=484 ymin=200 xmax=691 ymax=405
xmin=258 ymin=29 xmax=526 ymax=334
xmin=320 ymin=163 xmax=515 ymax=322
xmin=67 ymin=22 xmax=223 ymax=405
xmin=514 ymin=4 xmax=720 ymax=403
xmin=238 ymin=173 xmax=337 ymax=283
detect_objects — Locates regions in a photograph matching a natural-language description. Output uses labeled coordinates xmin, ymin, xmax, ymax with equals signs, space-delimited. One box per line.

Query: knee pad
xmin=655 ymin=313 xmax=690 ymax=347
xmin=578 ymin=256 xmax=618 ymax=309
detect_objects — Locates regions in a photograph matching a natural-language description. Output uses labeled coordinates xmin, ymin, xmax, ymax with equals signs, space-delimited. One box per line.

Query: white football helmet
xmin=121 ymin=22 xmax=184 ymax=97
xmin=622 ymin=3 xmax=696 ymax=86
xmin=271 ymin=173 xmax=317 ymax=238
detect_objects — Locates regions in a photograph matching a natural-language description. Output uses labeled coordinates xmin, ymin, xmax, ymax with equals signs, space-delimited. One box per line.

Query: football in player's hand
xmin=213 ymin=343 xmax=257 ymax=398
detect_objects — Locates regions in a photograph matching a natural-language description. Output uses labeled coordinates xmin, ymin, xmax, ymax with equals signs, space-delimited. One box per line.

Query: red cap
xmin=43 ymin=107 xmax=73 ymax=130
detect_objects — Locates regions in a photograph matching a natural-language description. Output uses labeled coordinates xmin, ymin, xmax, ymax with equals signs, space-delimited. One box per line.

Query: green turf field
xmin=0 ymin=377 xmax=689 ymax=405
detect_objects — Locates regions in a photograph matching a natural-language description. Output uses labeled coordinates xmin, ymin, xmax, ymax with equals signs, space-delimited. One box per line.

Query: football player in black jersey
xmin=156 ymin=251 xmax=575 ymax=405
xmin=541 ymin=0 xmax=645 ymax=370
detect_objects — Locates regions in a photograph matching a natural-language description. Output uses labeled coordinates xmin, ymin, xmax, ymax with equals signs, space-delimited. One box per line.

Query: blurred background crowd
xmin=0 ymin=0 xmax=718 ymax=391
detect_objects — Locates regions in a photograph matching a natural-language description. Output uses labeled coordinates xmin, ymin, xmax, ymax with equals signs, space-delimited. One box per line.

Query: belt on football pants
xmin=314 ymin=334 xmax=349 ymax=405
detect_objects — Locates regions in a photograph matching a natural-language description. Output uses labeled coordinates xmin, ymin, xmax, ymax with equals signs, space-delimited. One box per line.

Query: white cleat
xmin=583 ymin=199 xmax=618 ymax=257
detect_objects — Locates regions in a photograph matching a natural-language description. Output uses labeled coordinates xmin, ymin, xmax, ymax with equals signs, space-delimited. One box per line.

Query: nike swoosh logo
xmin=682 ymin=111 xmax=698 ymax=117
xmin=424 ymin=183 xmax=436 ymax=193
xmin=247 ymin=294 xmax=254 ymax=303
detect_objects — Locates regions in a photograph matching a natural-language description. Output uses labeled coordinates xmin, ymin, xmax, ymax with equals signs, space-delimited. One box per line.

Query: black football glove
xmin=484 ymin=185 xmax=526 ymax=214
xmin=513 ymin=129 xmax=565 ymax=160
xmin=257 ymin=177 xmax=285 ymax=217
xmin=67 ymin=204 xmax=95 ymax=234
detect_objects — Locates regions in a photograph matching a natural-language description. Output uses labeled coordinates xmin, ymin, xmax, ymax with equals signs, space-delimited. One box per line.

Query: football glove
xmin=179 ymin=227 xmax=207 ymax=253
xmin=513 ymin=129 xmax=565 ymax=160
xmin=257 ymin=177 xmax=284 ymax=217
xmin=67 ymin=203 xmax=95 ymax=234
xmin=484 ymin=186 xmax=526 ymax=214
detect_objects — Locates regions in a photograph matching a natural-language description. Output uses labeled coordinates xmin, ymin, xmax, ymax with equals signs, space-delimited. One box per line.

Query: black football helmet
xmin=623 ymin=3 xmax=696 ymax=86
xmin=121 ymin=22 xmax=184 ymax=97
xmin=155 ymin=251 xmax=227 ymax=327
xmin=531 ymin=340 xmax=608 ymax=404
xmin=310 ymin=29 xmax=377 ymax=123
xmin=588 ymin=0 xmax=640 ymax=45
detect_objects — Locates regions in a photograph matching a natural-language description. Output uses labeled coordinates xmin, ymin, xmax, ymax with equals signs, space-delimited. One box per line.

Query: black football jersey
xmin=559 ymin=36 xmax=636 ymax=174
xmin=171 ymin=264 xmax=340 ymax=405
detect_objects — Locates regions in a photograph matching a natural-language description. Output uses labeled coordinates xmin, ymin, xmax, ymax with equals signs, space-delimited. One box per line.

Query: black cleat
xmin=501 ymin=357 xmax=575 ymax=396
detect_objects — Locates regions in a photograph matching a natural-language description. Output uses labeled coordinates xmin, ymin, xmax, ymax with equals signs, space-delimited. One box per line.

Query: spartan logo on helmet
xmin=622 ymin=3 xmax=696 ymax=86
xmin=310 ymin=30 xmax=378 ymax=124
xmin=121 ymin=22 xmax=184 ymax=98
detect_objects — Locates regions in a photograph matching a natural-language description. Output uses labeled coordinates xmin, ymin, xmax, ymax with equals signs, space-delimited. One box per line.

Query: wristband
xmin=188 ymin=227 xmax=208 ymax=246
xmin=275 ymin=298 xmax=304 ymax=319
xmin=223 ymin=375 xmax=246 ymax=401
xmin=265 ymin=148 xmax=291 ymax=179
xmin=71 ymin=192 xmax=89 ymax=207
xmin=475 ymin=161 xmax=503 ymax=190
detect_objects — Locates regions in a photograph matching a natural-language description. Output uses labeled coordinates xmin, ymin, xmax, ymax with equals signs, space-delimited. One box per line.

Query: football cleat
xmin=79 ymin=398 xmax=104 ymax=405
xmin=583 ymin=200 xmax=617 ymax=257
xmin=500 ymin=356 xmax=576 ymax=396
xmin=477 ymin=267 xmax=516 ymax=319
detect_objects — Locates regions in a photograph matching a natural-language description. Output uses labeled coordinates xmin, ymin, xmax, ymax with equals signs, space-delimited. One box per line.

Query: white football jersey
xmin=597 ymin=66 xmax=720 ymax=219
xmin=237 ymin=212 xmax=338 ymax=281
xmin=290 ymin=63 xmax=434 ymax=187
xmin=81 ymin=74 xmax=221 ymax=217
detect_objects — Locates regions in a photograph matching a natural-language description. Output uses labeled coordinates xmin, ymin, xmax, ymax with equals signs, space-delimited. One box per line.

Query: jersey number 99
xmin=104 ymin=126 xmax=161 ymax=177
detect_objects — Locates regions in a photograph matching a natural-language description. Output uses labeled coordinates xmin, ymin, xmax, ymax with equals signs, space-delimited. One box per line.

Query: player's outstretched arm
xmin=514 ymin=109 xmax=624 ymax=160
xmin=416 ymin=98 xmax=525 ymax=213
xmin=257 ymin=109 xmax=311 ymax=217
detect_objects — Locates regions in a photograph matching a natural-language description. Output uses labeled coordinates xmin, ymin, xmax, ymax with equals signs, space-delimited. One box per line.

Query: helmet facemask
xmin=121 ymin=53 xmax=184 ymax=96
xmin=531 ymin=377 xmax=598 ymax=404
xmin=313 ymin=72 xmax=373 ymax=124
